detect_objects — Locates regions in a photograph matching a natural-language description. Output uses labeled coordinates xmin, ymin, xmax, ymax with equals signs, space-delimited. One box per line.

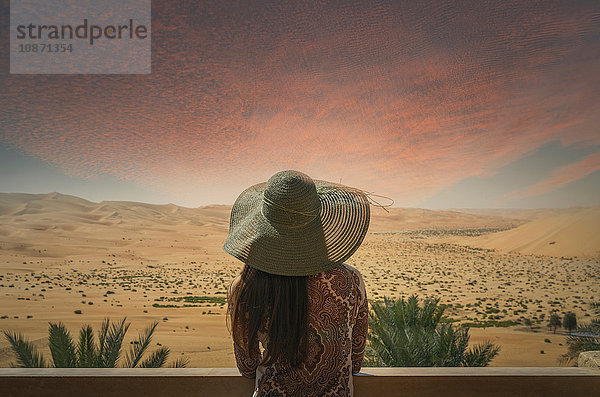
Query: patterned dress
xmin=229 ymin=263 xmax=368 ymax=397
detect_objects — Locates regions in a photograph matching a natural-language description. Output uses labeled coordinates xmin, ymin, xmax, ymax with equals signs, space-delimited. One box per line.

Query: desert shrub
xmin=563 ymin=312 xmax=577 ymax=332
xmin=548 ymin=313 xmax=561 ymax=333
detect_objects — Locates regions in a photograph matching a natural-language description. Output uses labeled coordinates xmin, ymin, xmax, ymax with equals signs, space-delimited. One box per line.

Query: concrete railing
xmin=1 ymin=366 xmax=599 ymax=396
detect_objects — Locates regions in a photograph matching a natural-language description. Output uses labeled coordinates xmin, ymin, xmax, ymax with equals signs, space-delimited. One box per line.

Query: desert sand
xmin=0 ymin=192 xmax=598 ymax=368
xmin=441 ymin=205 xmax=600 ymax=259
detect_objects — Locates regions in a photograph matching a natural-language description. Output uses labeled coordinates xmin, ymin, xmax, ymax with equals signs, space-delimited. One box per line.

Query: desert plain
xmin=0 ymin=192 xmax=599 ymax=368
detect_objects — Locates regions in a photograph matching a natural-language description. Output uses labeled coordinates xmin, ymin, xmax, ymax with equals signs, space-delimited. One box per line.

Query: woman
xmin=224 ymin=170 xmax=370 ymax=396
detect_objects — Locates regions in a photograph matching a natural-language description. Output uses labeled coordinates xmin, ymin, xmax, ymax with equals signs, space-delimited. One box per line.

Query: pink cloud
xmin=504 ymin=151 xmax=600 ymax=201
xmin=1 ymin=1 xmax=599 ymax=206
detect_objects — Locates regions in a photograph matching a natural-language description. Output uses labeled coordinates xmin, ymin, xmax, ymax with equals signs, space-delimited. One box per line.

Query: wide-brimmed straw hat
xmin=222 ymin=170 xmax=371 ymax=276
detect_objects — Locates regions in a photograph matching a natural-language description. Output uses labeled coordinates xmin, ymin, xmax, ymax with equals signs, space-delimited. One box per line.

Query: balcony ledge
xmin=1 ymin=367 xmax=599 ymax=396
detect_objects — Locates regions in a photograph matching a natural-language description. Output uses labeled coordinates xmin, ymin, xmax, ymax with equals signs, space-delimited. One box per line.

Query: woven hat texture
xmin=223 ymin=170 xmax=370 ymax=276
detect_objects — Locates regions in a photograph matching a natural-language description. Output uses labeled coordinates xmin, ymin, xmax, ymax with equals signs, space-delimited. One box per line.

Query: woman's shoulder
xmin=314 ymin=263 xmax=365 ymax=288
xmin=340 ymin=263 xmax=362 ymax=277
xmin=308 ymin=263 xmax=366 ymax=306
xmin=312 ymin=263 xmax=362 ymax=278
xmin=343 ymin=263 xmax=366 ymax=288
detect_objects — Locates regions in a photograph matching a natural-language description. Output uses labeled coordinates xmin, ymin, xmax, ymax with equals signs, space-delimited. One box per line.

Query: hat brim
xmin=223 ymin=179 xmax=370 ymax=276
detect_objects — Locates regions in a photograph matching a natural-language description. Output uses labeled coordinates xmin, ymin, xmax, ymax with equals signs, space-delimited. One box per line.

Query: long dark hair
xmin=228 ymin=264 xmax=308 ymax=367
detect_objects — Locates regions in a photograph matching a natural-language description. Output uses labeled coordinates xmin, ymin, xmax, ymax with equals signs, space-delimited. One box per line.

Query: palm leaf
xmin=366 ymin=295 xmax=500 ymax=367
xmin=561 ymin=315 xmax=600 ymax=364
xmin=561 ymin=335 xmax=600 ymax=364
xmin=139 ymin=346 xmax=170 ymax=368
xmin=168 ymin=356 xmax=189 ymax=368
xmin=3 ymin=330 xmax=47 ymax=368
xmin=463 ymin=342 xmax=500 ymax=367
xmin=77 ymin=325 xmax=97 ymax=367
xmin=101 ymin=317 xmax=130 ymax=368
xmin=96 ymin=318 xmax=110 ymax=367
xmin=48 ymin=322 xmax=77 ymax=368
xmin=124 ymin=321 xmax=158 ymax=368
xmin=4 ymin=317 xmax=180 ymax=369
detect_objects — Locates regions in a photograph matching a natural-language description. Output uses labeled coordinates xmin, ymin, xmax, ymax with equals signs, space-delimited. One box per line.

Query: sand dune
xmin=0 ymin=192 xmax=597 ymax=259
xmin=0 ymin=193 xmax=229 ymax=261
xmin=0 ymin=193 xmax=231 ymax=226
xmin=446 ymin=205 xmax=600 ymax=258
xmin=0 ymin=193 xmax=228 ymax=232
xmin=0 ymin=192 xmax=523 ymax=248
xmin=1 ymin=192 xmax=598 ymax=368
xmin=447 ymin=207 xmax=585 ymax=222
xmin=369 ymin=207 xmax=523 ymax=232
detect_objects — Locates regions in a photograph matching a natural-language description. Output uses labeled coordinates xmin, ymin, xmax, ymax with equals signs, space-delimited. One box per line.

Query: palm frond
xmin=124 ymin=321 xmax=158 ymax=368
xmin=48 ymin=322 xmax=77 ymax=368
xmin=3 ymin=330 xmax=47 ymax=368
xmin=139 ymin=346 xmax=170 ymax=368
xmin=363 ymin=344 xmax=384 ymax=367
xmin=366 ymin=296 xmax=500 ymax=367
xmin=5 ymin=317 xmax=180 ymax=369
xmin=463 ymin=342 xmax=500 ymax=367
xmin=561 ymin=316 xmax=600 ymax=365
xmin=562 ymin=335 xmax=600 ymax=364
xmin=168 ymin=356 xmax=189 ymax=368
xmin=96 ymin=318 xmax=110 ymax=367
xmin=77 ymin=325 xmax=97 ymax=367
xmin=434 ymin=324 xmax=469 ymax=366
xmin=558 ymin=355 xmax=574 ymax=366
xmin=101 ymin=317 xmax=130 ymax=368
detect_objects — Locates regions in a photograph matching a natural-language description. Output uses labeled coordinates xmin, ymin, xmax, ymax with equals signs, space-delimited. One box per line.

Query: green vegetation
xmin=439 ymin=316 xmax=459 ymax=324
xmin=3 ymin=317 xmax=187 ymax=368
xmin=461 ymin=320 xmax=519 ymax=328
xmin=366 ymin=295 xmax=500 ymax=367
xmin=562 ymin=312 xmax=577 ymax=332
xmin=548 ymin=313 xmax=561 ymax=333
xmin=180 ymin=296 xmax=226 ymax=304
xmin=151 ymin=295 xmax=226 ymax=308
xmin=152 ymin=304 xmax=181 ymax=308
xmin=396 ymin=227 xmax=515 ymax=238
xmin=155 ymin=295 xmax=226 ymax=304
xmin=561 ymin=302 xmax=600 ymax=364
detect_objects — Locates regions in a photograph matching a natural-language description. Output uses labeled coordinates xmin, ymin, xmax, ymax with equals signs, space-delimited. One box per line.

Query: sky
xmin=1 ymin=0 xmax=599 ymax=208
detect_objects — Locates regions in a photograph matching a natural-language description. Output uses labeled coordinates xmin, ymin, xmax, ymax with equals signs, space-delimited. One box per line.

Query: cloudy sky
xmin=1 ymin=0 xmax=599 ymax=208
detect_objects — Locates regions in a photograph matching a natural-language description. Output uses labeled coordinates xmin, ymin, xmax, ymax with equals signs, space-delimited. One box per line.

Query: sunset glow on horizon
xmin=1 ymin=0 xmax=599 ymax=208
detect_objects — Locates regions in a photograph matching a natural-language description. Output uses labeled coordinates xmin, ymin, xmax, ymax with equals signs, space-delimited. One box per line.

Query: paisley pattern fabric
xmin=229 ymin=263 xmax=368 ymax=397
